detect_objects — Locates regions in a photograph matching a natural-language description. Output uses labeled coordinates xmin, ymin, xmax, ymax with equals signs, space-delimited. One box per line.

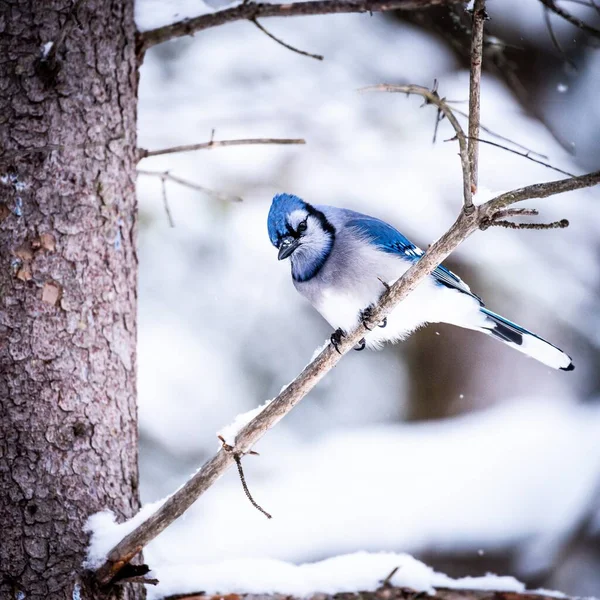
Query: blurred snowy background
xmin=134 ymin=0 xmax=600 ymax=596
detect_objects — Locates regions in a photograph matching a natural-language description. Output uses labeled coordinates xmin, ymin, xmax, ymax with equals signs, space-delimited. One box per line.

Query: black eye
xmin=297 ymin=220 xmax=308 ymax=234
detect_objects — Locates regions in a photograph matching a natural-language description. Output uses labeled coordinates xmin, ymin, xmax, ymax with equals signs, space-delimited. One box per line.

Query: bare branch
xmin=360 ymin=83 xmax=472 ymax=209
xmin=137 ymin=0 xmax=467 ymax=53
xmin=252 ymin=19 xmax=324 ymax=60
xmin=539 ymin=0 xmax=600 ymax=38
xmin=482 ymin=170 xmax=600 ymax=213
xmin=449 ymin=106 xmax=550 ymax=159
xmin=491 ymin=208 xmax=539 ymax=219
xmin=137 ymin=169 xmax=243 ymax=203
xmin=138 ymin=137 xmax=306 ymax=160
xmin=467 ymin=0 xmax=486 ymax=197
xmin=163 ymin=587 xmax=579 ymax=600
xmin=462 ymin=136 xmax=575 ymax=177
xmin=160 ymin=175 xmax=175 ymax=228
xmin=484 ymin=218 xmax=569 ymax=230
xmin=542 ymin=5 xmax=578 ymax=69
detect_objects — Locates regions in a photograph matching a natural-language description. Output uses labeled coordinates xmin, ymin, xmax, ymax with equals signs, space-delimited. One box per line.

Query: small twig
xmin=543 ymin=5 xmax=578 ymax=69
xmin=449 ymin=106 xmax=549 ymax=160
xmin=160 ymin=175 xmax=175 ymax=228
xmin=360 ymin=83 xmax=472 ymax=210
xmin=218 ymin=436 xmax=271 ymax=519
xmin=138 ymin=137 xmax=305 ymax=160
xmin=539 ymin=0 xmax=600 ymax=38
xmin=233 ymin=455 xmax=272 ymax=519
xmin=252 ymin=18 xmax=323 ymax=60
xmin=114 ymin=576 xmax=160 ymax=586
xmin=467 ymin=0 xmax=486 ymax=198
xmin=381 ymin=566 xmax=400 ymax=587
xmin=492 ymin=208 xmax=539 ymax=219
xmin=485 ymin=218 xmax=569 ymax=230
xmin=460 ymin=136 xmax=575 ymax=177
xmin=137 ymin=169 xmax=243 ymax=203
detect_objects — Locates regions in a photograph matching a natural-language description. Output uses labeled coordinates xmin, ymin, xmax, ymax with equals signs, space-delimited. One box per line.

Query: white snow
xmin=145 ymin=552 xmax=527 ymax=600
xmin=472 ymin=186 xmax=504 ymax=205
xmin=84 ymin=498 xmax=167 ymax=569
xmin=217 ymin=398 xmax=274 ymax=446
xmin=41 ymin=41 xmax=53 ymax=58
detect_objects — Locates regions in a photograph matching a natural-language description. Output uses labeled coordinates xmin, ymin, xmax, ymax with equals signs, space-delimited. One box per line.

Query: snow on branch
xmin=136 ymin=0 xmax=467 ymax=54
xmin=150 ymin=552 xmax=560 ymax=600
xmin=92 ymin=0 xmax=600 ymax=587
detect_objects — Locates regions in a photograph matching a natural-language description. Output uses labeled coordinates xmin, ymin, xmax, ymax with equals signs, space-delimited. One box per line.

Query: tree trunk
xmin=0 ymin=2 xmax=141 ymax=599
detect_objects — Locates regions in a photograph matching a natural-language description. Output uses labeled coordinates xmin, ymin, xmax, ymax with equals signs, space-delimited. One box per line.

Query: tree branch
xmin=137 ymin=0 xmax=467 ymax=53
xmin=163 ymin=587 xmax=577 ymax=600
xmin=138 ymin=137 xmax=306 ymax=160
xmin=360 ymin=83 xmax=472 ymax=209
xmin=539 ymin=0 xmax=600 ymax=38
xmin=137 ymin=169 xmax=243 ymax=203
xmin=251 ymin=18 xmax=324 ymax=60
xmin=467 ymin=0 xmax=486 ymax=198
xmin=93 ymin=167 xmax=599 ymax=586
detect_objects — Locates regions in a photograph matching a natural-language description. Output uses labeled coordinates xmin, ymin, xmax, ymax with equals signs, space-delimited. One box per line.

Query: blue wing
xmin=345 ymin=212 xmax=482 ymax=303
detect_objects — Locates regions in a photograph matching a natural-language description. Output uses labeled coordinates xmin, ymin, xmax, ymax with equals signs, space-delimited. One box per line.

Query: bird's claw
xmin=354 ymin=338 xmax=366 ymax=351
xmin=330 ymin=328 xmax=345 ymax=354
xmin=360 ymin=305 xmax=387 ymax=330
xmin=360 ymin=305 xmax=376 ymax=330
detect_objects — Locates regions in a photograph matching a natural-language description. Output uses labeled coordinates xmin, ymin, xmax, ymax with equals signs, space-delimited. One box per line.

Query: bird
xmin=267 ymin=193 xmax=574 ymax=371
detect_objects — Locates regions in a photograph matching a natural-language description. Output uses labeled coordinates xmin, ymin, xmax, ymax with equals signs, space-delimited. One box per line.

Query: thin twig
xmin=543 ymin=6 xmax=578 ymax=69
xmin=160 ymin=175 xmax=175 ymax=228
xmin=93 ymin=168 xmax=600 ymax=587
xmin=461 ymin=136 xmax=575 ymax=177
xmin=137 ymin=0 xmax=466 ymax=53
xmin=138 ymin=137 xmax=305 ymax=160
xmin=487 ymin=218 xmax=569 ymax=230
xmin=539 ymin=0 xmax=600 ymax=38
xmin=449 ymin=106 xmax=549 ymax=160
xmin=234 ymin=454 xmax=272 ymax=519
xmin=360 ymin=83 xmax=472 ymax=210
xmin=491 ymin=208 xmax=539 ymax=219
xmin=137 ymin=169 xmax=243 ymax=203
xmin=252 ymin=18 xmax=323 ymax=60
xmin=467 ymin=0 xmax=486 ymax=198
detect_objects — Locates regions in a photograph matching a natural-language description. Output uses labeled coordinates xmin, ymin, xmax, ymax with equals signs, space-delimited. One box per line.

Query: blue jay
xmin=267 ymin=193 xmax=574 ymax=371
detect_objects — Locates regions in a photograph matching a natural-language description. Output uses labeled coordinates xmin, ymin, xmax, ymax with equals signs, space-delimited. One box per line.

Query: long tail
xmin=478 ymin=308 xmax=574 ymax=371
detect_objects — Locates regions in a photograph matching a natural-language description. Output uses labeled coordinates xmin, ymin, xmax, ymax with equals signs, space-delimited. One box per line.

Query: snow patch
xmin=40 ymin=41 xmax=53 ymax=58
xmin=217 ymin=398 xmax=274 ymax=446
xmin=84 ymin=498 xmax=167 ymax=569
xmin=145 ymin=552 xmax=527 ymax=600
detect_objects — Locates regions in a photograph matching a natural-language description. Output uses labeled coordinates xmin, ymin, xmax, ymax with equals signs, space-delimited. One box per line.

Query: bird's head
xmin=267 ymin=193 xmax=335 ymax=281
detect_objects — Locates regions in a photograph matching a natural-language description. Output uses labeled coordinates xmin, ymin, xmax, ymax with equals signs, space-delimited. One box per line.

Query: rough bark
xmin=0 ymin=1 xmax=141 ymax=599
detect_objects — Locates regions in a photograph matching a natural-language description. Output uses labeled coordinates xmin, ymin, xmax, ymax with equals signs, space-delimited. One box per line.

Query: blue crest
xmin=267 ymin=193 xmax=307 ymax=247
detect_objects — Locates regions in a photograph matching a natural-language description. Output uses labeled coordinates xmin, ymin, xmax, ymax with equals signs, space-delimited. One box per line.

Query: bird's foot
xmin=360 ymin=305 xmax=376 ymax=330
xmin=354 ymin=338 xmax=366 ymax=351
xmin=360 ymin=305 xmax=387 ymax=330
xmin=330 ymin=328 xmax=345 ymax=354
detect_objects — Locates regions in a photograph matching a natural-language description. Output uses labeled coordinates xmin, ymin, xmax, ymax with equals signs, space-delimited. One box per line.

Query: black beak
xmin=278 ymin=236 xmax=300 ymax=260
